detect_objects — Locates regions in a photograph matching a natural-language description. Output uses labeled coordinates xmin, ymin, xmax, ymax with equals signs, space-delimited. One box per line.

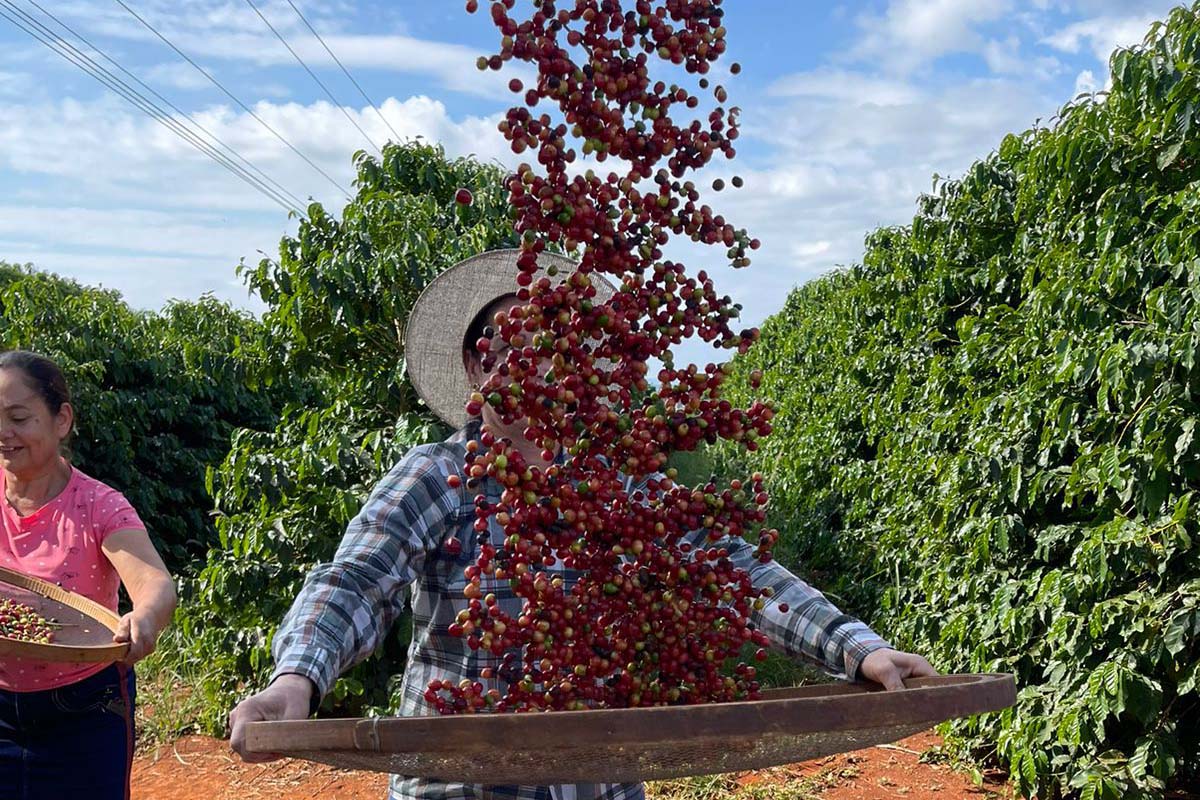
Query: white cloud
xmin=766 ymin=69 xmax=920 ymax=106
xmin=982 ymin=36 xmax=1024 ymax=75
xmin=851 ymin=0 xmax=1013 ymax=73
xmin=0 ymin=93 xmax=512 ymax=211
xmin=663 ymin=67 xmax=1059 ymax=369
xmin=0 ymin=90 xmax=516 ymax=312
xmin=0 ymin=244 xmax=265 ymax=312
xmin=0 ymin=206 xmax=269 ymax=259
xmin=1069 ymin=1 xmax=1177 ymax=13
xmin=1073 ymin=68 xmax=1100 ymax=95
xmin=46 ymin=0 xmax=532 ymax=100
xmin=0 ymin=70 xmax=30 ymax=97
xmin=790 ymin=240 xmax=833 ymax=260
xmin=143 ymin=61 xmax=222 ymax=92
xmin=1043 ymin=14 xmax=1160 ymax=64
xmin=980 ymin=36 xmax=1068 ymax=82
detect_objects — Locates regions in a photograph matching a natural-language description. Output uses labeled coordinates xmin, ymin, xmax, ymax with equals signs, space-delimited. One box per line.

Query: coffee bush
xmin=720 ymin=7 xmax=1200 ymax=798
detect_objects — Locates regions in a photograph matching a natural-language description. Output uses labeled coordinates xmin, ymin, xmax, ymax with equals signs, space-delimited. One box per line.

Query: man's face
xmin=465 ymin=296 xmax=525 ymax=389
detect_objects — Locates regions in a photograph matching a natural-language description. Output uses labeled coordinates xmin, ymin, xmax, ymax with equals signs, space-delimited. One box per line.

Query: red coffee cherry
xmin=0 ymin=598 xmax=56 ymax=644
xmin=435 ymin=0 xmax=777 ymax=715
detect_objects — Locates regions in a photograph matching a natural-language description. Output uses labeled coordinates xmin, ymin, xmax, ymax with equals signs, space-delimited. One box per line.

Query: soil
xmin=131 ymin=730 xmax=1012 ymax=800
xmin=731 ymin=731 xmax=1011 ymax=800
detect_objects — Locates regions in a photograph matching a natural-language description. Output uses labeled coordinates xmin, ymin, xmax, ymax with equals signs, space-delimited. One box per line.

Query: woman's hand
xmin=102 ymin=528 xmax=178 ymax=667
xmin=859 ymin=648 xmax=938 ymax=690
xmin=112 ymin=609 xmax=160 ymax=665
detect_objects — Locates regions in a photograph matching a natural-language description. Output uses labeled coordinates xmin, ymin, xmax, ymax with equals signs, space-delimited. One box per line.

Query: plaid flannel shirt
xmin=271 ymin=420 xmax=891 ymax=800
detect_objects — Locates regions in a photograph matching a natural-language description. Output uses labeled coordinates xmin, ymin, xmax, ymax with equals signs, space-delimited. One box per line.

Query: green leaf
xmin=1100 ymin=446 xmax=1123 ymax=490
xmin=1175 ymin=418 xmax=1196 ymax=464
xmin=1157 ymin=140 xmax=1184 ymax=169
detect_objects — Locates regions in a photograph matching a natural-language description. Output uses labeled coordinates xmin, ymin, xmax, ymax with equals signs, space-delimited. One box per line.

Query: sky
xmin=0 ymin=0 xmax=1186 ymax=368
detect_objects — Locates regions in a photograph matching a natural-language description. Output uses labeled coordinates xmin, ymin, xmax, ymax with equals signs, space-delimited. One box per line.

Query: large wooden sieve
xmin=245 ymin=673 xmax=1015 ymax=784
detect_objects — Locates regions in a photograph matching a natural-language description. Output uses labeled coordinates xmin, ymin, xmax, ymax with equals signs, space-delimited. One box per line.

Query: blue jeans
xmin=0 ymin=664 xmax=136 ymax=800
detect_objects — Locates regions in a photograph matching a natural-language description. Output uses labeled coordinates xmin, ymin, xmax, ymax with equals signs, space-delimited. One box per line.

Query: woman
xmin=0 ymin=349 xmax=177 ymax=799
xmin=230 ymin=250 xmax=935 ymax=800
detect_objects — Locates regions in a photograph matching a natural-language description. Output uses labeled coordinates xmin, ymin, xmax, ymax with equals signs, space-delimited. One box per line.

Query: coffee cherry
xmin=435 ymin=0 xmax=778 ymax=715
xmin=456 ymin=188 xmax=474 ymax=205
xmin=0 ymin=598 xmax=56 ymax=644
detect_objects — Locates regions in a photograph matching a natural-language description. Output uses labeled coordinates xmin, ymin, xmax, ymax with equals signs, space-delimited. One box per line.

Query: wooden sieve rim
xmin=246 ymin=673 xmax=1016 ymax=756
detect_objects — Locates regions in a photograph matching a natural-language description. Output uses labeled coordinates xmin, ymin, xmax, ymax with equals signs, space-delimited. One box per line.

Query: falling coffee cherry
xmin=427 ymin=0 xmax=779 ymax=717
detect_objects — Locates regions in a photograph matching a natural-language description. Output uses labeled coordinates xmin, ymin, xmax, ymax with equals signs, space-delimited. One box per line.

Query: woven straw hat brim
xmin=405 ymin=249 xmax=616 ymax=428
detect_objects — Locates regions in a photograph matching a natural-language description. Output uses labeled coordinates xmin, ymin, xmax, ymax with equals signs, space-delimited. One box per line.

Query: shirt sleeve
xmin=269 ymin=450 xmax=463 ymax=703
xmin=714 ymin=534 xmax=892 ymax=681
xmin=92 ymin=485 xmax=147 ymax=543
xmin=629 ymin=474 xmax=891 ymax=681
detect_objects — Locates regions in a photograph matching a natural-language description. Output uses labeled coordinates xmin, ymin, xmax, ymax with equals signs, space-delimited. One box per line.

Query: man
xmin=229 ymin=249 xmax=936 ymax=800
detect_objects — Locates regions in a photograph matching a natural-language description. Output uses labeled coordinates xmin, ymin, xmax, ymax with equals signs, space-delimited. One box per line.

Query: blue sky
xmin=0 ymin=1 xmax=1184 ymax=367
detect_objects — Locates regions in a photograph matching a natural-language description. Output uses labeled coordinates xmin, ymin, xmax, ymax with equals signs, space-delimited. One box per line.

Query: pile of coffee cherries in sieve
xmin=0 ymin=597 xmax=56 ymax=644
xmin=428 ymin=0 xmax=780 ymax=714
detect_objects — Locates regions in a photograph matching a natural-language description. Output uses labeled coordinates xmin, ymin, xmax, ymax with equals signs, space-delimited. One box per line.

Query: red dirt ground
xmin=131 ymin=730 xmax=1011 ymax=800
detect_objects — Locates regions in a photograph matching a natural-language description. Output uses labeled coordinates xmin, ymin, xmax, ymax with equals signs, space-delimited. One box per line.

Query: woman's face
xmin=0 ymin=368 xmax=72 ymax=478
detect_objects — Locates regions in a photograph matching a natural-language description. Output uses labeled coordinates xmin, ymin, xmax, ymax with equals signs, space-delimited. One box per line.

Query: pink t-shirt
xmin=0 ymin=464 xmax=145 ymax=692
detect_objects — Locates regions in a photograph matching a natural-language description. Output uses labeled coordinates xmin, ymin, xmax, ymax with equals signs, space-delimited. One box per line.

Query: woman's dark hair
xmin=462 ymin=293 xmax=519 ymax=365
xmin=0 ymin=350 xmax=72 ymax=415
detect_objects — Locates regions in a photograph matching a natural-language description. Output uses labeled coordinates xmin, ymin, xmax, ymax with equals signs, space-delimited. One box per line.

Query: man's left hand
xmin=859 ymin=648 xmax=937 ymax=690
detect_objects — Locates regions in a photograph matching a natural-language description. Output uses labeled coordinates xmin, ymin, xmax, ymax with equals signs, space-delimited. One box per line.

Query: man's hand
xmin=229 ymin=674 xmax=316 ymax=763
xmin=859 ymin=649 xmax=937 ymax=691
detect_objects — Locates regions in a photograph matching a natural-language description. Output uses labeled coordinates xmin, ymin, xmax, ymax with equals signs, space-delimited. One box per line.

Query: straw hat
xmin=405 ymin=249 xmax=616 ymax=428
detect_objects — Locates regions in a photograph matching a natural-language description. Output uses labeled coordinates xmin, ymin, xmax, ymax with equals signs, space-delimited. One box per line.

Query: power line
xmin=242 ymin=0 xmax=379 ymax=153
xmin=1 ymin=0 xmax=302 ymax=216
xmin=23 ymin=0 xmax=308 ymax=214
xmin=111 ymin=0 xmax=352 ymax=200
xmin=0 ymin=4 xmax=299 ymax=217
xmin=283 ymin=0 xmax=404 ymax=144
xmin=0 ymin=1 xmax=304 ymax=216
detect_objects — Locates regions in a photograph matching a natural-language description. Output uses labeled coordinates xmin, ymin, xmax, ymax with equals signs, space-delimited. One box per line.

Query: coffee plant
xmin=719 ymin=6 xmax=1200 ymax=798
xmin=0 ymin=263 xmax=293 ymax=574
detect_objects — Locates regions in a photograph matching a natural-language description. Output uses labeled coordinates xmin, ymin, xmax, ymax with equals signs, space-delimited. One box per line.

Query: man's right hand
xmin=229 ymin=673 xmax=317 ymax=763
